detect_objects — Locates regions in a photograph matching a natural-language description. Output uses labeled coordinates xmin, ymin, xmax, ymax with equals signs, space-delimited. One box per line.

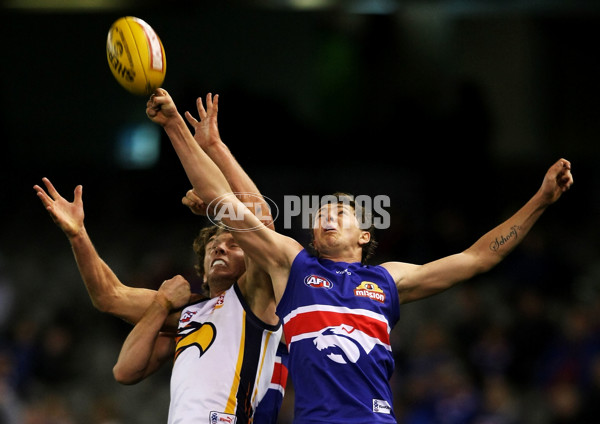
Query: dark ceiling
xmin=1 ymin=1 xmax=599 ymax=235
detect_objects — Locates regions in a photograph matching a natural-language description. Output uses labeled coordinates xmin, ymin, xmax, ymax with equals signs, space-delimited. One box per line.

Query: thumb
xmin=74 ymin=185 xmax=83 ymax=203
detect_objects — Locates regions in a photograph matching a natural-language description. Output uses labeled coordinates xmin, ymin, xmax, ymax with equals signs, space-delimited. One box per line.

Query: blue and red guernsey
xmin=277 ymin=249 xmax=400 ymax=423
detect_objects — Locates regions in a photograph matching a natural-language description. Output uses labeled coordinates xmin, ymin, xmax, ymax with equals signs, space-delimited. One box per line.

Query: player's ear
xmin=358 ymin=230 xmax=371 ymax=246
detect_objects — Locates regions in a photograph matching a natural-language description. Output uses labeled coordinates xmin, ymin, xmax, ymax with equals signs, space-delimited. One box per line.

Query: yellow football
xmin=106 ymin=16 xmax=166 ymax=96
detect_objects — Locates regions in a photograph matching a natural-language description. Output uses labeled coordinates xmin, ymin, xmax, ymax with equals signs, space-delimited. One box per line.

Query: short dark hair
xmin=308 ymin=192 xmax=378 ymax=264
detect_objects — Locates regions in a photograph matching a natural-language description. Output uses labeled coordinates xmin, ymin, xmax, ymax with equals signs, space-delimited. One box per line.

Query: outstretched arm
xmin=179 ymin=93 xmax=281 ymax=319
xmin=384 ymin=158 xmax=574 ymax=304
xmin=113 ymin=275 xmax=190 ymax=384
xmin=34 ymin=178 xmax=180 ymax=326
xmin=147 ymin=89 xmax=232 ymax=208
xmin=147 ymin=89 xmax=302 ymax=302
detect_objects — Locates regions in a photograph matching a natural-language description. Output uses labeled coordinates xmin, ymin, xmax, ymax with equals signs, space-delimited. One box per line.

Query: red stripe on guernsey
xmin=270 ymin=360 xmax=288 ymax=388
xmin=282 ymin=305 xmax=391 ymax=348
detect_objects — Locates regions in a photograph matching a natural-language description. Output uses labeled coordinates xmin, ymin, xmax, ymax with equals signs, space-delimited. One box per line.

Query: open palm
xmin=34 ymin=177 xmax=84 ymax=238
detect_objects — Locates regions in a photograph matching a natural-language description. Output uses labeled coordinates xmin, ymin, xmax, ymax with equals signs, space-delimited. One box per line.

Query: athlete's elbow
xmin=91 ymin=296 xmax=110 ymax=313
xmin=463 ymin=249 xmax=502 ymax=277
xmin=86 ymin=284 xmax=122 ymax=313
xmin=113 ymin=364 xmax=142 ymax=385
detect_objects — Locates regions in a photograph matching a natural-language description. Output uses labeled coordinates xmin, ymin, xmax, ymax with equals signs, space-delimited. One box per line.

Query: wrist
xmin=532 ymin=188 xmax=552 ymax=210
xmin=203 ymin=138 xmax=229 ymax=155
xmin=67 ymin=226 xmax=88 ymax=244
xmin=163 ymin=113 xmax=186 ymax=131
xmin=154 ymin=292 xmax=173 ymax=311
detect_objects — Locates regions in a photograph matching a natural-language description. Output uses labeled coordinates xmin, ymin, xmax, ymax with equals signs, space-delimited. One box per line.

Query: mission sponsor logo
xmin=354 ymin=281 xmax=386 ymax=303
xmin=304 ymin=274 xmax=333 ymax=289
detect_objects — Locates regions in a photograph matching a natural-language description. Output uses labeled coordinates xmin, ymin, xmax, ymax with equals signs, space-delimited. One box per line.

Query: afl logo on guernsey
xmin=354 ymin=281 xmax=386 ymax=303
xmin=180 ymin=310 xmax=197 ymax=323
xmin=304 ymin=274 xmax=333 ymax=289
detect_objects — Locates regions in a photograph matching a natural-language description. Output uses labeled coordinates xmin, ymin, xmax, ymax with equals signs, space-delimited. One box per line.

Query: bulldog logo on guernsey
xmin=304 ymin=274 xmax=333 ymax=289
xmin=314 ymin=324 xmax=377 ymax=364
xmin=354 ymin=281 xmax=386 ymax=303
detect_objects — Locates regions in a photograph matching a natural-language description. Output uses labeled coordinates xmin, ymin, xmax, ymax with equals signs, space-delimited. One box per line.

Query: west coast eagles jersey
xmin=277 ymin=249 xmax=400 ymax=423
xmin=169 ymin=283 xmax=283 ymax=424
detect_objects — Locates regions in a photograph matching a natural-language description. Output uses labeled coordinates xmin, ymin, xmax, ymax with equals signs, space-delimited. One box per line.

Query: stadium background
xmin=1 ymin=1 xmax=600 ymax=422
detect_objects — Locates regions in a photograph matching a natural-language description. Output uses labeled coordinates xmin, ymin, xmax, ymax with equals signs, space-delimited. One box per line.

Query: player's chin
xmin=209 ymin=268 xmax=237 ymax=280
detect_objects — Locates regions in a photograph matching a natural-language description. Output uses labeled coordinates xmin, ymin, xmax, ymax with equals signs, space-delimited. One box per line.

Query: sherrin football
xmin=106 ymin=16 xmax=166 ymax=96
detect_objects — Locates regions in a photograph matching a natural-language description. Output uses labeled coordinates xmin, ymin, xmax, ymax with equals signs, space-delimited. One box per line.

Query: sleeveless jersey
xmin=277 ymin=249 xmax=400 ymax=423
xmin=253 ymin=341 xmax=289 ymax=423
xmin=169 ymin=283 xmax=283 ymax=424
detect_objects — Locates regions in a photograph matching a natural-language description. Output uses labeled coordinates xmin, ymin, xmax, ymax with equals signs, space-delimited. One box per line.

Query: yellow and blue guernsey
xmin=277 ymin=249 xmax=400 ymax=423
xmin=169 ymin=283 xmax=283 ymax=424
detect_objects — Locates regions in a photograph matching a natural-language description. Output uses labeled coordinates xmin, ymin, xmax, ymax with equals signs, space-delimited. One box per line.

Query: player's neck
xmin=208 ymin=279 xmax=235 ymax=298
xmin=319 ymin=250 xmax=362 ymax=264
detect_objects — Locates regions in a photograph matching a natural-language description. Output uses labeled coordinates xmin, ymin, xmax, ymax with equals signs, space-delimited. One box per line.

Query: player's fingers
xmin=146 ymin=106 xmax=159 ymax=118
xmin=212 ymin=94 xmax=219 ymax=112
xmin=151 ymin=95 xmax=170 ymax=106
xmin=33 ymin=185 xmax=47 ymax=200
xmin=186 ymin=189 xmax=201 ymax=201
xmin=42 ymin=177 xmax=61 ymax=200
xmin=556 ymin=168 xmax=573 ymax=189
xmin=182 ymin=195 xmax=198 ymax=208
xmin=184 ymin=111 xmax=198 ymax=126
xmin=196 ymin=97 xmax=207 ymax=119
xmin=34 ymin=187 xmax=52 ymax=208
xmin=182 ymin=197 xmax=202 ymax=215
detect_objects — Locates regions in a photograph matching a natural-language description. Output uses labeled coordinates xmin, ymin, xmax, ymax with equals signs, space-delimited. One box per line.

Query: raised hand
xmin=539 ymin=158 xmax=574 ymax=205
xmin=146 ymin=88 xmax=180 ymax=126
xmin=184 ymin=93 xmax=221 ymax=150
xmin=34 ymin=178 xmax=84 ymax=239
xmin=182 ymin=189 xmax=208 ymax=216
xmin=156 ymin=275 xmax=191 ymax=311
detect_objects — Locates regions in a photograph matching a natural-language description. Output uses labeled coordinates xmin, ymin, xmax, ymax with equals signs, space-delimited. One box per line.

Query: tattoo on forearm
xmin=489 ymin=225 xmax=521 ymax=252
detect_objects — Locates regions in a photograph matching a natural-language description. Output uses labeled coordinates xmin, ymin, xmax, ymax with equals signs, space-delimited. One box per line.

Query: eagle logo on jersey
xmin=174 ymin=322 xmax=217 ymax=360
xmin=313 ymin=324 xmax=377 ymax=364
xmin=354 ymin=281 xmax=386 ymax=303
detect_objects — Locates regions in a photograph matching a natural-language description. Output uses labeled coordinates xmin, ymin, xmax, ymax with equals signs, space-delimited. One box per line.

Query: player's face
xmin=312 ymin=203 xmax=368 ymax=254
xmin=203 ymin=232 xmax=246 ymax=290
